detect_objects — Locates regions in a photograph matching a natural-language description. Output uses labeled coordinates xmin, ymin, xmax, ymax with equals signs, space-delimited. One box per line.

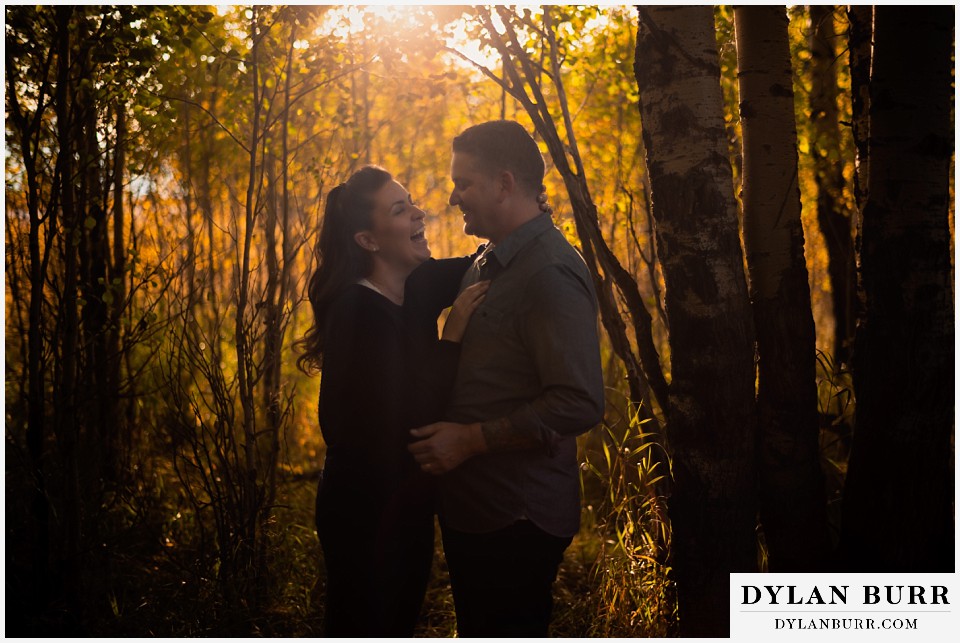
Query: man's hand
xmin=409 ymin=422 xmax=487 ymax=475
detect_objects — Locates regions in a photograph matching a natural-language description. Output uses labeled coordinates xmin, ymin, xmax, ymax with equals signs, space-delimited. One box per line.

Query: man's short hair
xmin=452 ymin=120 xmax=545 ymax=196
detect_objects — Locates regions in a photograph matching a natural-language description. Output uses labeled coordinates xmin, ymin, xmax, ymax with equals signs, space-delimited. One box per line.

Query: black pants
xmin=441 ymin=520 xmax=572 ymax=638
xmin=316 ymin=472 xmax=435 ymax=637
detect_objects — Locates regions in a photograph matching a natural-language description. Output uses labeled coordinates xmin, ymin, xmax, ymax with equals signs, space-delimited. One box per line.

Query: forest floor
xmin=6 ymin=474 xmax=666 ymax=637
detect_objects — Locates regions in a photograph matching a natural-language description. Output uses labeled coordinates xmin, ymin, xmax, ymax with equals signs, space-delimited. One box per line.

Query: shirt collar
xmin=487 ymin=214 xmax=554 ymax=268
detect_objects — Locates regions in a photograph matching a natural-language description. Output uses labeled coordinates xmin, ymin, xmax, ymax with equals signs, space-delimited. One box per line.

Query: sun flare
xmin=313 ymin=4 xmax=503 ymax=72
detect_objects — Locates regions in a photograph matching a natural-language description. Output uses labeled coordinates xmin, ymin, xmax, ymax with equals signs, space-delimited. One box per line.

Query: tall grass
xmin=576 ymin=408 xmax=678 ymax=637
xmin=815 ymin=350 xmax=855 ymax=548
xmin=8 ymin=359 xmax=857 ymax=637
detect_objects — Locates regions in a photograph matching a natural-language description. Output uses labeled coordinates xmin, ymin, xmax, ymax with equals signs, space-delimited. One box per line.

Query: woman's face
xmin=357 ymin=179 xmax=431 ymax=274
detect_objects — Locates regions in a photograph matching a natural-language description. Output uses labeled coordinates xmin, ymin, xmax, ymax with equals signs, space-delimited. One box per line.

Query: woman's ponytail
xmin=296 ymin=167 xmax=392 ymax=373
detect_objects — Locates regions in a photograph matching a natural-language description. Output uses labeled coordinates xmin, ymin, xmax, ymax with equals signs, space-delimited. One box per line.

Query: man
xmin=409 ymin=120 xmax=604 ymax=637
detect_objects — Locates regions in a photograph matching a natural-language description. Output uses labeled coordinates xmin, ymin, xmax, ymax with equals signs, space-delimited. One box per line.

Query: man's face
xmin=448 ymin=151 xmax=500 ymax=241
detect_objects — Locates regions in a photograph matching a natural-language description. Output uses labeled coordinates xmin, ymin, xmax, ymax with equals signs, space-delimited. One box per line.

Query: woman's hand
xmin=441 ymin=280 xmax=490 ymax=343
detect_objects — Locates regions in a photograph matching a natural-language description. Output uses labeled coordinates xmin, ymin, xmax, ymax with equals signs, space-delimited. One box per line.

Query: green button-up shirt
xmin=441 ymin=213 xmax=605 ymax=537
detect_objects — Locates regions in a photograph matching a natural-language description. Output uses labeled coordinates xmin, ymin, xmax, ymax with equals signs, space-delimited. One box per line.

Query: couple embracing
xmin=298 ymin=120 xmax=604 ymax=638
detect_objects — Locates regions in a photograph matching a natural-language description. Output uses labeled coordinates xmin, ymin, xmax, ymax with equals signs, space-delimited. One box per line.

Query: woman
xmin=297 ymin=166 xmax=488 ymax=637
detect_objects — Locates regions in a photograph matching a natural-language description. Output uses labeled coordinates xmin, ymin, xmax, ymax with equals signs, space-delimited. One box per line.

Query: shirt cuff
xmin=504 ymin=404 xmax=563 ymax=456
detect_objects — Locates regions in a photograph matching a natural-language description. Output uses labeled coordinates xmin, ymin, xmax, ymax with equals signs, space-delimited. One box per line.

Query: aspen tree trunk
xmin=841 ymin=5 xmax=955 ymax=572
xmin=846 ymin=5 xmax=872 ymax=218
xmin=187 ymin=59 xmax=220 ymax=320
xmin=197 ymin=74 xmax=222 ymax=362
xmin=109 ymin=104 xmax=127 ymax=476
xmin=809 ymin=5 xmax=857 ymax=366
xmin=227 ymin=7 xmax=263 ymax=604
xmin=77 ymin=53 xmax=111 ymax=491
xmin=734 ymin=6 xmax=829 ymax=572
xmin=258 ymin=30 xmax=299 ymax=575
xmin=348 ymin=33 xmax=372 ymax=168
xmin=28 ymin=152 xmax=50 ymax=592
xmin=6 ymin=26 xmax=50 ymax=596
xmin=53 ymin=4 xmax=83 ymax=606
xmin=260 ymin=151 xmax=283 ymax=588
xmin=181 ymin=100 xmax=198 ymax=312
xmin=635 ymin=6 xmax=757 ymax=636
xmin=7 ymin=20 xmax=54 ymax=601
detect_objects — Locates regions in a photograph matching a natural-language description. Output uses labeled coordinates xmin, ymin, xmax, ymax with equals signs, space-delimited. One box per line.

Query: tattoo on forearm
xmin=480 ymin=417 xmax=539 ymax=452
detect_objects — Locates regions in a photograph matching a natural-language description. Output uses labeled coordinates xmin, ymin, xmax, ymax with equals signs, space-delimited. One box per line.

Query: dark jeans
xmin=441 ymin=520 xmax=572 ymax=638
xmin=316 ymin=471 xmax=435 ymax=637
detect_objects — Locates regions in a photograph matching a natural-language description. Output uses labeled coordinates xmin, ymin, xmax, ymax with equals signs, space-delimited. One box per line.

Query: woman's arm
xmin=404 ymin=272 xmax=488 ymax=429
xmin=405 ymin=248 xmax=483 ymax=317
xmin=319 ymin=289 xmax=408 ymax=460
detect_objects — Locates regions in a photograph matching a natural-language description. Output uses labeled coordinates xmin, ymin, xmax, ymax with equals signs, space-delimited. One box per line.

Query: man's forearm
xmin=480 ymin=416 xmax=540 ymax=452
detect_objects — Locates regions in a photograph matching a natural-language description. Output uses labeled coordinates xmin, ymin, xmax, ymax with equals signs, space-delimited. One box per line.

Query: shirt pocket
xmin=472 ymin=302 xmax=505 ymax=331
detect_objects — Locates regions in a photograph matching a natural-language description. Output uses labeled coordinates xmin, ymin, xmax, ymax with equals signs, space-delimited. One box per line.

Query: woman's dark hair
xmin=297 ymin=165 xmax=393 ymax=373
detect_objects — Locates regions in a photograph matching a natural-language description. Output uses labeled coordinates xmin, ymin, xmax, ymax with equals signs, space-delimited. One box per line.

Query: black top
xmin=317 ymin=255 xmax=475 ymax=492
